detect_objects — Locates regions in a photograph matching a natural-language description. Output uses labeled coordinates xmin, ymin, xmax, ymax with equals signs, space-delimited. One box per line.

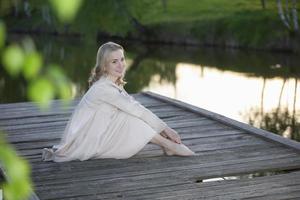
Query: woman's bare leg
xmin=150 ymin=134 xmax=195 ymax=156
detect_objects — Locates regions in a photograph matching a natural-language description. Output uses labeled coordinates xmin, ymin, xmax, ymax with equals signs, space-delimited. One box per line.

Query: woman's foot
xmin=162 ymin=147 xmax=175 ymax=156
xmin=162 ymin=143 xmax=195 ymax=156
xmin=151 ymin=134 xmax=195 ymax=157
xmin=42 ymin=148 xmax=54 ymax=161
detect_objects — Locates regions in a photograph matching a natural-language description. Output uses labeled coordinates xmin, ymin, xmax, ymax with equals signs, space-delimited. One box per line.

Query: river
xmin=1 ymin=35 xmax=299 ymax=141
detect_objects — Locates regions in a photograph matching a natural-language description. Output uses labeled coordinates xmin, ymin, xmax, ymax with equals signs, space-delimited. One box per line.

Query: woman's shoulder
xmin=93 ymin=77 xmax=122 ymax=92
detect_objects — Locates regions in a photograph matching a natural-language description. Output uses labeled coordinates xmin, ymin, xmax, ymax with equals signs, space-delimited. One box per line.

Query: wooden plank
xmin=30 ymin=152 xmax=300 ymax=185
xmin=11 ymin=133 xmax=267 ymax=154
xmin=5 ymin=122 xmax=234 ymax=145
xmin=1 ymin=93 xmax=300 ymax=199
xmin=0 ymin=114 xmax=70 ymax=127
xmin=58 ymin=187 xmax=300 ymax=200
xmin=143 ymin=92 xmax=300 ymax=151
xmin=31 ymin=158 xmax=300 ymax=199
xmin=14 ymin=130 xmax=270 ymax=161
xmin=22 ymin=137 xmax=276 ymax=163
xmin=33 ymin=175 xmax=300 ymax=200
xmin=58 ymin=182 xmax=198 ymax=200
xmin=0 ymin=94 xmax=162 ymax=115
xmin=81 ymin=171 xmax=300 ymax=200
xmin=2 ymin=116 xmax=214 ymax=134
xmin=141 ymin=171 xmax=300 ymax=200
xmin=6 ymin=126 xmax=243 ymax=144
xmin=27 ymin=147 xmax=300 ymax=199
xmin=34 ymin=171 xmax=300 ymax=198
xmin=31 ymin=157 xmax=298 ymax=185
xmin=240 ymin=191 xmax=300 ymax=200
xmin=1 ymin=109 xmax=195 ymax=128
xmin=0 ymin=95 xmax=165 ymax=120
xmin=129 ymin=182 xmax=300 ymax=200
xmin=0 ymin=110 xmax=195 ymax=128
xmin=18 ymin=138 xmax=274 ymax=160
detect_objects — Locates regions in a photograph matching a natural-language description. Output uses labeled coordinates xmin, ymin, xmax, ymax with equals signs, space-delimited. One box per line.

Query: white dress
xmin=42 ymin=76 xmax=167 ymax=162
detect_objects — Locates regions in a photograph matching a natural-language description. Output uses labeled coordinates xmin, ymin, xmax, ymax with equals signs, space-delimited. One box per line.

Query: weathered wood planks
xmin=0 ymin=92 xmax=300 ymax=199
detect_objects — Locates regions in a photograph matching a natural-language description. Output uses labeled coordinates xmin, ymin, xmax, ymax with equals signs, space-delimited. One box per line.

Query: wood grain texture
xmin=0 ymin=92 xmax=300 ymax=199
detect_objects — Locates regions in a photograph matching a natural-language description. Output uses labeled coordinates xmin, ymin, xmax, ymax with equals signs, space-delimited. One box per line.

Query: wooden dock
xmin=1 ymin=92 xmax=300 ymax=200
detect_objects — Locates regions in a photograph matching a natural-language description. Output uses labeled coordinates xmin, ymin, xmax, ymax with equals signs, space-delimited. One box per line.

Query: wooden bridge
xmin=1 ymin=92 xmax=300 ymax=199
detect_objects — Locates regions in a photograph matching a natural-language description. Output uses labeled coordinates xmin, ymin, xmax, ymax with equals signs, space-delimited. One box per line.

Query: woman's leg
xmin=150 ymin=134 xmax=195 ymax=156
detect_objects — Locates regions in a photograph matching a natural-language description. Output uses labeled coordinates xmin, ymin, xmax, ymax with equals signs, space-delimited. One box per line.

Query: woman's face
xmin=105 ymin=49 xmax=126 ymax=79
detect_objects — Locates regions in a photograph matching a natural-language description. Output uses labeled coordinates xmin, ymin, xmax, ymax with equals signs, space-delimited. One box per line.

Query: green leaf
xmin=47 ymin=64 xmax=66 ymax=82
xmin=58 ymin=82 xmax=72 ymax=100
xmin=22 ymin=37 xmax=36 ymax=54
xmin=47 ymin=65 xmax=72 ymax=101
xmin=9 ymin=159 xmax=30 ymax=183
xmin=23 ymin=52 xmax=43 ymax=79
xmin=0 ymin=133 xmax=32 ymax=200
xmin=0 ymin=20 xmax=6 ymax=48
xmin=2 ymin=44 xmax=25 ymax=77
xmin=28 ymin=78 xmax=55 ymax=109
xmin=49 ymin=0 xmax=83 ymax=22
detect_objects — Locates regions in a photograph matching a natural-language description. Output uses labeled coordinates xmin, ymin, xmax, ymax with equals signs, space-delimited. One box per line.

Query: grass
xmin=134 ymin=0 xmax=278 ymax=25
xmin=126 ymin=0 xmax=297 ymax=50
xmin=3 ymin=0 xmax=299 ymax=51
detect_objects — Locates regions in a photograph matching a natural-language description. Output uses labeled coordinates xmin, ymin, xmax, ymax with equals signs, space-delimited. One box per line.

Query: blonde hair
xmin=88 ymin=41 xmax=126 ymax=87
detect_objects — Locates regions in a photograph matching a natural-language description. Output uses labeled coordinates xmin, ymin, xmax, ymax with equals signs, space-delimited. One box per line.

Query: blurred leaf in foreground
xmin=28 ymin=77 xmax=55 ymax=109
xmin=23 ymin=52 xmax=43 ymax=80
xmin=2 ymin=44 xmax=25 ymax=77
xmin=49 ymin=0 xmax=83 ymax=22
xmin=0 ymin=133 xmax=33 ymax=200
xmin=48 ymin=65 xmax=72 ymax=101
xmin=0 ymin=21 xmax=5 ymax=48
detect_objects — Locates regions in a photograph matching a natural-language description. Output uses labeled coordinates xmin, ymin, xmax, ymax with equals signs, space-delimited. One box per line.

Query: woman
xmin=42 ymin=42 xmax=195 ymax=162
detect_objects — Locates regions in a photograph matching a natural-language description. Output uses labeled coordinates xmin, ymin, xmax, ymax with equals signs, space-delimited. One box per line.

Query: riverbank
xmin=109 ymin=1 xmax=300 ymax=53
xmin=3 ymin=0 xmax=300 ymax=53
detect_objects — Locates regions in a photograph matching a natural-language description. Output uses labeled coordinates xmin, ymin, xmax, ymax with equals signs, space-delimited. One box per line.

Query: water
xmin=1 ymin=34 xmax=299 ymax=141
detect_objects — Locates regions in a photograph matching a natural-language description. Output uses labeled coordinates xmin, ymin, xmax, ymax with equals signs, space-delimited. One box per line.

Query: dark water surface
xmin=1 ymin=34 xmax=299 ymax=142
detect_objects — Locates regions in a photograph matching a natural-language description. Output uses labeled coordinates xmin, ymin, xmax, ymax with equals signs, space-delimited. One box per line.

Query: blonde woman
xmin=42 ymin=42 xmax=195 ymax=162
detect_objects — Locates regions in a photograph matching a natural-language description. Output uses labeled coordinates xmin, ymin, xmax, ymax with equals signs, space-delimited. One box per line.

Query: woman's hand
xmin=161 ymin=127 xmax=182 ymax=144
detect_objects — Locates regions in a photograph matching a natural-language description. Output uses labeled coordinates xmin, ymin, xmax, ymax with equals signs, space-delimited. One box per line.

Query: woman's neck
xmin=105 ymin=74 xmax=118 ymax=84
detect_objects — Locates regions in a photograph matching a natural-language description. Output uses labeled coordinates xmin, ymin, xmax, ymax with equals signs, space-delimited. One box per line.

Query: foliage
xmin=49 ymin=0 xmax=83 ymax=23
xmin=0 ymin=1 xmax=82 ymax=199
xmin=247 ymin=107 xmax=300 ymax=141
xmin=20 ymin=1 xmax=300 ymax=52
xmin=1 ymin=37 xmax=72 ymax=108
xmin=126 ymin=58 xmax=177 ymax=93
xmin=1 ymin=0 xmax=299 ymax=52
xmin=0 ymin=133 xmax=33 ymax=200
xmin=0 ymin=21 xmax=5 ymax=48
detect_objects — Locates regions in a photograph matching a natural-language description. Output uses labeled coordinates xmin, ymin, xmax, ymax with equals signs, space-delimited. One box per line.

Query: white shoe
xmin=42 ymin=148 xmax=54 ymax=161
xmin=166 ymin=143 xmax=196 ymax=156
xmin=162 ymin=147 xmax=175 ymax=156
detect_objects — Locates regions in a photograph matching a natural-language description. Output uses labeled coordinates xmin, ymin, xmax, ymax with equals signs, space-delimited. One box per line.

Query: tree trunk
xmin=161 ymin=0 xmax=168 ymax=12
xmin=292 ymin=78 xmax=297 ymax=125
xmin=277 ymin=78 xmax=286 ymax=112
xmin=292 ymin=0 xmax=299 ymax=31
xmin=261 ymin=0 xmax=266 ymax=9
xmin=277 ymin=0 xmax=299 ymax=33
xmin=285 ymin=0 xmax=291 ymax=22
xmin=260 ymin=77 xmax=266 ymax=117
xmin=277 ymin=0 xmax=291 ymax=30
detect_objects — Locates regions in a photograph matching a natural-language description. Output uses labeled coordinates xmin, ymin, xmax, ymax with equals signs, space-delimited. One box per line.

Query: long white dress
xmin=42 ymin=76 xmax=167 ymax=162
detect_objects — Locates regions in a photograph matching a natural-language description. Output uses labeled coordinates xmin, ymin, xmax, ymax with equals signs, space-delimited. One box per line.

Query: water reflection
xmin=1 ymin=36 xmax=300 ymax=141
xmin=145 ymin=63 xmax=300 ymax=142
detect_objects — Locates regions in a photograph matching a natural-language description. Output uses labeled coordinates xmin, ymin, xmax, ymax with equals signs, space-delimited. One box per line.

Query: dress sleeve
xmin=87 ymin=82 xmax=167 ymax=133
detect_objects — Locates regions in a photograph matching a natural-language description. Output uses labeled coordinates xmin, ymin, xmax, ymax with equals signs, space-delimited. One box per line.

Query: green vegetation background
xmin=3 ymin=0 xmax=299 ymax=52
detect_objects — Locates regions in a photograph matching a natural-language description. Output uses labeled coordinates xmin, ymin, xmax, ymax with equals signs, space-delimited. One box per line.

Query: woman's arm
xmin=88 ymin=82 xmax=168 ymax=133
